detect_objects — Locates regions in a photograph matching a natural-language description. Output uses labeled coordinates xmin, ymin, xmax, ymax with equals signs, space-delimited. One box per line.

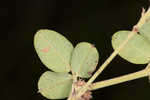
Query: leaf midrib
xmin=39 ymin=78 xmax=72 ymax=92
xmin=40 ymin=33 xmax=71 ymax=70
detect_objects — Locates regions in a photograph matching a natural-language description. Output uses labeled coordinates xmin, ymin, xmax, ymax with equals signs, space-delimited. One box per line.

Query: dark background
xmin=1 ymin=0 xmax=150 ymax=100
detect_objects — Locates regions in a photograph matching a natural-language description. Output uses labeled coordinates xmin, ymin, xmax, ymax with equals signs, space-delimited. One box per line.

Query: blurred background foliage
xmin=0 ymin=0 xmax=150 ymax=100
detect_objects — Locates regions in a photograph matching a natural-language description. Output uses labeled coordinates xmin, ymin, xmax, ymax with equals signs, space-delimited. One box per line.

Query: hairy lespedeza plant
xmin=34 ymin=7 xmax=150 ymax=100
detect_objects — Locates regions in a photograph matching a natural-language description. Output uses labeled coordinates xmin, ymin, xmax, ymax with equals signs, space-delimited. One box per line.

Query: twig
xmin=90 ymin=63 xmax=150 ymax=90
xmin=76 ymin=7 xmax=150 ymax=99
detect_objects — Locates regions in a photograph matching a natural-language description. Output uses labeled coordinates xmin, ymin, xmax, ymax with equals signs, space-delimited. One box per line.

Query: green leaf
xmin=38 ymin=71 xmax=73 ymax=99
xmin=71 ymin=42 xmax=99 ymax=78
xmin=139 ymin=20 xmax=150 ymax=42
xmin=34 ymin=29 xmax=74 ymax=72
xmin=112 ymin=30 xmax=150 ymax=64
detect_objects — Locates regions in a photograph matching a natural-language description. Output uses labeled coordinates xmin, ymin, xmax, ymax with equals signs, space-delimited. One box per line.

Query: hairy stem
xmin=67 ymin=75 xmax=77 ymax=100
xmin=90 ymin=63 xmax=150 ymax=90
xmin=90 ymin=68 xmax=149 ymax=90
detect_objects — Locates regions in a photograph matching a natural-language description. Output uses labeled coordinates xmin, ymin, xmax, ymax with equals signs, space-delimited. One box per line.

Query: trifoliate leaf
xmin=38 ymin=71 xmax=72 ymax=99
xmin=112 ymin=30 xmax=150 ymax=64
xmin=71 ymin=42 xmax=99 ymax=78
xmin=34 ymin=29 xmax=74 ymax=72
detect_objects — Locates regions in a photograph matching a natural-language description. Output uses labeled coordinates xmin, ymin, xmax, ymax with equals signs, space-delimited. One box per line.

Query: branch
xmin=76 ymin=7 xmax=150 ymax=98
xmin=90 ymin=63 xmax=150 ymax=90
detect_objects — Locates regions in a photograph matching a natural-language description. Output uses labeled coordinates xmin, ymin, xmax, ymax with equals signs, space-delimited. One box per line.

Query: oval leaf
xmin=38 ymin=71 xmax=72 ymax=99
xmin=34 ymin=29 xmax=74 ymax=72
xmin=112 ymin=30 xmax=150 ymax=64
xmin=139 ymin=20 xmax=150 ymax=42
xmin=71 ymin=42 xmax=99 ymax=78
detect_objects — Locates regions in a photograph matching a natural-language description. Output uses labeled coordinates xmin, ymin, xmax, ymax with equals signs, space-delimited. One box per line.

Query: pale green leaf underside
xmin=112 ymin=30 xmax=150 ymax=64
xmin=34 ymin=29 xmax=74 ymax=72
xmin=71 ymin=42 xmax=99 ymax=78
xmin=139 ymin=20 xmax=150 ymax=42
xmin=38 ymin=71 xmax=72 ymax=99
